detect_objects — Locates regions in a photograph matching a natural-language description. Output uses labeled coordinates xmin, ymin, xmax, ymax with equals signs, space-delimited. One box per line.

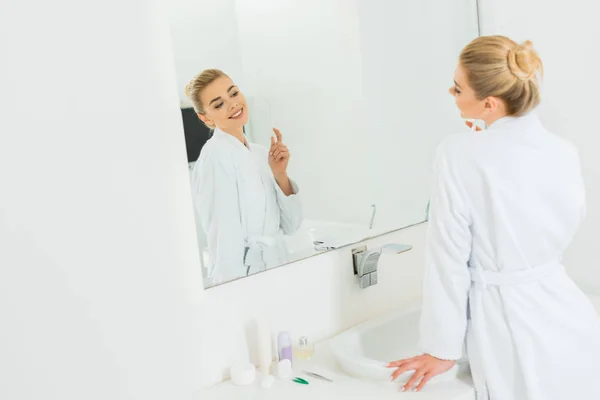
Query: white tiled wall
xmin=1 ymin=2 xmax=205 ymax=399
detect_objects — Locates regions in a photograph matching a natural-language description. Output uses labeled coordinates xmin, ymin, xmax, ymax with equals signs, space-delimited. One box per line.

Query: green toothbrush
xmin=293 ymin=377 xmax=309 ymax=385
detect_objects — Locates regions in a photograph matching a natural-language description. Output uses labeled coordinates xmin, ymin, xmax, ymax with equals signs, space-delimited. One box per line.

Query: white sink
xmin=330 ymin=302 xmax=468 ymax=384
xmin=330 ymin=292 xmax=600 ymax=386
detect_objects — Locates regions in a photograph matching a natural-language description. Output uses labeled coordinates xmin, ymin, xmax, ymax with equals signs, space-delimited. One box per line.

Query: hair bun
xmin=507 ymin=40 xmax=541 ymax=81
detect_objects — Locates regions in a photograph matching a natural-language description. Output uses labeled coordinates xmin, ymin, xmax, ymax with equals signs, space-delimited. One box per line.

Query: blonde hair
xmin=185 ymin=69 xmax=228 ymax=128
xmin=460 ymin=35 xmax=543 ymax=117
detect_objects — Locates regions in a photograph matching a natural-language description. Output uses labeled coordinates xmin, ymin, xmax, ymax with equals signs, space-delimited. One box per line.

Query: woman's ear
xmin=197 ymin=112 xmax=214 ymax=129
xmin=484 ymin=97 xmax=500 ymax=113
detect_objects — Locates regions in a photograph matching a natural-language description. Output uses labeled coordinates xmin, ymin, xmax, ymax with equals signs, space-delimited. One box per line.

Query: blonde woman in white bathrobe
xmin=185 ymin=69 xmax=302 ymax=286
xmin=388 ymin=36 xmax=600 ymax=399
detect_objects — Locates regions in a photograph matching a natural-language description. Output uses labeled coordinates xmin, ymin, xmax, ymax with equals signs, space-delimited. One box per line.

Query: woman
xmin=186 ymin=69 xmax=302 ymax=285
xmin=388 ymin=36 xmax=600 ymax=399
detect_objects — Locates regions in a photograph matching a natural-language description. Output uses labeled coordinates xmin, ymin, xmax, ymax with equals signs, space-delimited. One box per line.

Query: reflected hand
xmin=269 ymin=128 xmax=289 ymax=177
xmin=387 ymin=354 xmax=455 ymax=392
xmin=465 ymin=120 xmax=482 ymax=131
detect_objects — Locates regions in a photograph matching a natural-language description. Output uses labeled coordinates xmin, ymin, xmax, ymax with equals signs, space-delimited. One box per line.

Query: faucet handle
xmin=352 ymin=243 xmax=413 ymax=289
xmin=359 ymin=270 xmax=379 ymax=289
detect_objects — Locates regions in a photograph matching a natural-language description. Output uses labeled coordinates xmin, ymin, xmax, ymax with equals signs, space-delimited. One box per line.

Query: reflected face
xmin=449 ymin=63 xmax=486 ymax=120
xmin=198 ymin=76 xmax=248 ymax=131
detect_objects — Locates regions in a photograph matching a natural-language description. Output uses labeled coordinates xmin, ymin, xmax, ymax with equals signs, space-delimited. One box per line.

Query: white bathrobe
xmin=418 ymin=113 xmax=600 ymax=399
xmin=190 ymin=128 xmax=302 ymax=286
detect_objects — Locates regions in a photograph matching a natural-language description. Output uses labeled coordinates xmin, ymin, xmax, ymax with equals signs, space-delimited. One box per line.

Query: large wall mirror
xmin=168 ymin=0 xmax=480 ymax=288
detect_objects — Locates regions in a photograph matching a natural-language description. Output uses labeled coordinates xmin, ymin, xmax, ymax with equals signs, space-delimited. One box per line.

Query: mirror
xmin=168 ymin=0 xmax=480 ymax=288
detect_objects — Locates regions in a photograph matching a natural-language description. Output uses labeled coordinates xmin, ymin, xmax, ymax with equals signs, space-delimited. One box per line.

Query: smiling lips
xmin=229 ymin=107 xmax=244 ymax=119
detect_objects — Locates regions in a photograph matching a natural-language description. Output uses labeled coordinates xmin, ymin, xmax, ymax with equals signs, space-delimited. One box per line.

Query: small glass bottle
xmin=277 ymin=331 xmax=293 ymax=365
xmin=293 ymin=336 xmax=314 ymax=361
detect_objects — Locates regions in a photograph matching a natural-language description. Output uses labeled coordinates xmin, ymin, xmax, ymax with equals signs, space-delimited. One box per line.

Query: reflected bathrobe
xmin=190 ymin=128 xmax=302 ymax=286
xmin=418 ymin=113 xmax=600 ymax=399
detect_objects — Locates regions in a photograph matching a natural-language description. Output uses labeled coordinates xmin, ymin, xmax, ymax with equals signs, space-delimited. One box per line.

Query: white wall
xmin=198 ymin=223 xmax=428 ymax=386
xmin=478 ymin=0 xmax=600 ymax=290
xmin=0 ymin=1 xmax=204 ymax=399
xmin=168 ymin=0 xmax=245 ymax=107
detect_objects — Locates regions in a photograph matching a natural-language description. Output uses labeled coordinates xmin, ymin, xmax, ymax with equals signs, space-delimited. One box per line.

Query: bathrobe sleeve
xmin=275 ymin=177 xmax=302 ymax=236
xmin=254 ymin=143 xmax=303 ymax=236
xmin=418 ymin=141 xmax=473 ymax=360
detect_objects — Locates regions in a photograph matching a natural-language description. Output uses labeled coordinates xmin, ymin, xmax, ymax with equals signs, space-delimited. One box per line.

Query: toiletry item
xmin=293 ymin=336 xmax=314 ymax=360
xmin=256 ymin=318 xmax=272 ymax=375
xmin=261 ymin=375 xmax=275 ymax=389
xmin=292 ymin=377 xmax=309 ymax=385
xmin=302 ymin=370 xmax=333 ymax=383
xmin=230 ymin=363 xmax=256 ymax=386
xmin=277 ymin=331 xmax=293 ymax=364
xmin=277 ymin=359 xmax=293 ymax=379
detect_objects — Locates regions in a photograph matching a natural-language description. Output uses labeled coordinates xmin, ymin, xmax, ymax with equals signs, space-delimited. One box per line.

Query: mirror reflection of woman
xmin=186 ymin=69 xmax=302 ymax=285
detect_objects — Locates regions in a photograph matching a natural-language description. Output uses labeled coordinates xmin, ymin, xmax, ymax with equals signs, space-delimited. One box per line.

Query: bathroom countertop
xmin=201 ymin=340 xmax=475 ymax=400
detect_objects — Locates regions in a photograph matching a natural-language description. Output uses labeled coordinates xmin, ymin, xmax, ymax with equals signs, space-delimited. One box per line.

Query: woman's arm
xmin=267 ymin=128 xmax=303 ymax=234
xmin=273 ymin=172 xmax=294 ymax=196
xmin=274 ymin=174 xmax=302 ymax=235
xmin=387 ymin=141 xmax=472 ymax=392
xmin=418 ymin=144 xmax=472 ymax=359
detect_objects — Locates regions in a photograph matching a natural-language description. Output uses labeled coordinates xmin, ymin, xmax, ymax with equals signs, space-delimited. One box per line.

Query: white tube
xmin=256 ymin=318 xmax=273 ymax=375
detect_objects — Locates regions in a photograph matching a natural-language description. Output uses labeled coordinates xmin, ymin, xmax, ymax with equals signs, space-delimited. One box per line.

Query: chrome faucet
xmin=352 ymin=243 xmax=413 ymax=289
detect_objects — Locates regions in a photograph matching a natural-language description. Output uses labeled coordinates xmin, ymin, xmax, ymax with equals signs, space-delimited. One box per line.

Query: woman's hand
xmin=268 ymin=128 xmax=293 ymax=195
xmin=387 ymin=354 xmax=456 ymax=392
xmin=268 ymin=128 xmax=289 ymax=177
